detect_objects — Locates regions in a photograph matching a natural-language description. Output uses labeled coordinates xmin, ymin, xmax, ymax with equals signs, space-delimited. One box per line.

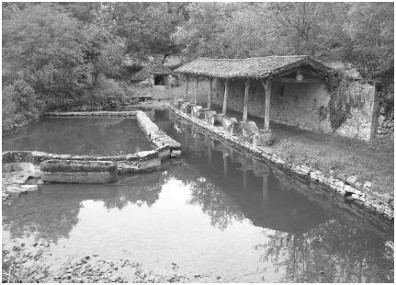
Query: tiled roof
xmin=175 ymin=55 xmax=331 ymax=79
xmin=131 ymin=64 xmax=175 ymax=81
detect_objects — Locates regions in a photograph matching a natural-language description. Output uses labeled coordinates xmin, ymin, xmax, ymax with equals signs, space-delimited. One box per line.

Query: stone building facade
xmin=176 ymin=56 xmax=380 ymax=141
xmin=212 ymin=79 xmax=377 ymax=141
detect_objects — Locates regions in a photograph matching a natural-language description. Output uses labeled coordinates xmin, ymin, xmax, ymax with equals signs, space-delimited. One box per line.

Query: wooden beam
xmin=222 ymin=78 xmax=229 ymax=115
xmin=261 ymin=79 xmax=272 ymax=131
xmin=195 ymin=77 xmax=199 ymax=105
xmin=207 ymin=78 xmax=213 ymax=109
xmin=185 ymin=76 xmax=189 ymax=100
xmin=273 ymin=78 xmax=322 ymax=83
xmin=242 ymin=79 xmax=250 ymax=121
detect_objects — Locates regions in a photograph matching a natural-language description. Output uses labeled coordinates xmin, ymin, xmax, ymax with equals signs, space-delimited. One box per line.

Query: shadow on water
xmin=2 ymin=108 xmax=394 ymax=282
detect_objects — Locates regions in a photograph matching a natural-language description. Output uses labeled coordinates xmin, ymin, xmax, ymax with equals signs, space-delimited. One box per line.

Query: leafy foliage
xmin=342 ymin=3 xmax=394 ymax=78
xmin=325 ymin=71 xmax=351 ymax=130
xmin=2 ymin=3 xmax=126 ymax=131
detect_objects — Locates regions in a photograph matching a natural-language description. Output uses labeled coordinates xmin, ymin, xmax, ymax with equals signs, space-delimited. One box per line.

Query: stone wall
xmin=375 ymin=90 xmax=394 ymax=139
xmin=335 ymin=82 xmax=377 ymax=141
xmin=376 ymin=109 xmax=394 ymax=138
xmin=212 ymin=78 xmax=377 ymax=141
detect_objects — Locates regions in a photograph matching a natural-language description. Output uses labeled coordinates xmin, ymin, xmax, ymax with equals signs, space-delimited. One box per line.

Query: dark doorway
xmin=154 ymin=75 xmax=165 ymax=85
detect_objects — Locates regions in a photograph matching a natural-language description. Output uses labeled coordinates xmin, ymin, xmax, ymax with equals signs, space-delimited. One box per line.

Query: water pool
xmin=2 ymin=117 xmax=153 ymax=155
xmin=2 ymin=110 xmax=394 ymax=282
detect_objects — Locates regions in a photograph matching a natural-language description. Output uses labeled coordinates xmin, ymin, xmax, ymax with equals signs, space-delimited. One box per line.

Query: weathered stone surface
xmin=136 ymin=110 xmax=181 ymax=158
xmin=46 ymin=111 xmax=139 ymax=117
xmin=192 ymin=106 xmax=202 ymax=117
xmin=252 ymin=130 xmax=275 ymax=147
xmin=156 ymin=145 xmax=171 ymax=160
xmin=41 ymin=171 xmax=117 ymax=184
xmin=290 ymin=164 xmax=311 ymax=177
xmin=126 ymin=154 xmax=139 ymax=161
xmin=136 ymin=150 xmax=159 ymax=161
xmin=40 ymin=160 xmax=117 ymax=183
xmin=222 ymin=117 xmax=237 ymax=135
xmin=138 ymin=157 xmax=161 ymax=171
xmin=2 ymin=151 xmax=32 ymax=163
xmin=240 ymin=121 xmax=259 ymax=138
xmin=204 ymin=111 xmax=217 ymax=125
xmin=136 ymin=111 xmax=160 ymax=136
xmin=171 ymin=150 xmax=181 ymax=158
xmin=117 ymin=162 xmax=139 ymax=173
xmin=41 ymin=160 xmax=117 ymax=173
xmin=180 ymin=102 xmax=192 ymax=114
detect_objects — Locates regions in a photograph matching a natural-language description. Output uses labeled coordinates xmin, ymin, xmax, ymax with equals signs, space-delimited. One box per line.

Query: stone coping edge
xmin=136 ymin=111 xmax=181 ymax=154
xmin=2 ymin=147 xmax=171 ymax=175
xmin=45 ymin=111 xmax=140 ymax=117
xmin=167 ymin=103 xmax=394 ymax=220
xmin=44 ymin=110 xmax=182 ymax=156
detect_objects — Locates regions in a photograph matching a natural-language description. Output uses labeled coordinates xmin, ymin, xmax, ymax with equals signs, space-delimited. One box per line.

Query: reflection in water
xmin=2 ymin=117 xmax=154 ymax=155
xmin=2 ymin=109 xmax=394 ymax=282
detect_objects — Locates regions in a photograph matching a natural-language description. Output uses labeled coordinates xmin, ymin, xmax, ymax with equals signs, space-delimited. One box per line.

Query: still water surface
xmin=2 ymin=117 xmax=153 ymax=155
xmin=2 ymin=110 xmax=394 ymax=282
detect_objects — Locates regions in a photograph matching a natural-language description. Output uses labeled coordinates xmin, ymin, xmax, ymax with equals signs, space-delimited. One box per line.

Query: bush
xmin=2 ymin=80 xmax=42 ymax=132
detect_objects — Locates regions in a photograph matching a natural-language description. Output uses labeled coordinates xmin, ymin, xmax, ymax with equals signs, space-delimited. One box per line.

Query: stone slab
xmin=41 ymin=171 xmax=117 ymax=184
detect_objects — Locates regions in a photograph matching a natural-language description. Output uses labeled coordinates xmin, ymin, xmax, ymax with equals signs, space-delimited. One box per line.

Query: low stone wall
xmin=41 ymin=160 xmax=118 ymax=184
xmin=46 ymin=111 xmax=139 ymax=117
xmin=168 ymin=103 xmax=393 ymax=220
xmin=376 ymin=108 xmax=394 ymax=138
xmin=2 ymin=149 xmax=164 ymax=175
xmin=136 ymin=111 xmax=181 ymax=157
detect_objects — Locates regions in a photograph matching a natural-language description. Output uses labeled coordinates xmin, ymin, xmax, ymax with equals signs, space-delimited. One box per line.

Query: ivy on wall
xmin=324 ymin=71 xmax=352 ymax=131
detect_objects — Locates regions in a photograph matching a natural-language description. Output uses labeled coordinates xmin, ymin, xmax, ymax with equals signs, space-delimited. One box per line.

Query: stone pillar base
xmin=253 ymin=130 xmax=276 ymax=147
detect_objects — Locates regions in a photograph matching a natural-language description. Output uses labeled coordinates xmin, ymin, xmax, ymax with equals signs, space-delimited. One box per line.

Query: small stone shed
xmin=131 ymin=64 xmax=178 ymax=89
xmin=176 ymin=56 xmax=378 ymax=141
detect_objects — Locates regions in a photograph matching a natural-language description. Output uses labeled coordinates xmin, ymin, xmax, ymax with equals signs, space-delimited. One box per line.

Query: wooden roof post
xmin=261 ymin=79 xmax=272 ymax=131
xmin=185 ymin=75 xmax=189 ymax=100
xmin=195 ymin=77 xmax=199 ymax=105
xmin=242 ymin=79 xmax=250 ymax=121
xmin=222 ymin=78 xmax=229 ymax=115
xmin=207 ymin=77 xmax=213 ymax=109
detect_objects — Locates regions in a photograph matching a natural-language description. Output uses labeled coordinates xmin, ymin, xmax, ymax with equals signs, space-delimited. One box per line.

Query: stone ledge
xmin=167 ymin=103 xmax=394 ymax=220
xmin=45 ymin=111 xmax=139 ymax=117
xmin=136 ymin=111 xmax=181 ymax=158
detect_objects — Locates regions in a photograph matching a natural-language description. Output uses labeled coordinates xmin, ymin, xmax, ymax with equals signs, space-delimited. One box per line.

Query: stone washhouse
xmin=131 ymin=64 xmax=178 ymax=90
xmin=175 ymin=55 xmax=379 ymax=141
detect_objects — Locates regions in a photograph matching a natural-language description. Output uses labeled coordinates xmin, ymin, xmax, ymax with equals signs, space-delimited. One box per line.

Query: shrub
xmin=2 ymin=80 xmax=42 ymax=132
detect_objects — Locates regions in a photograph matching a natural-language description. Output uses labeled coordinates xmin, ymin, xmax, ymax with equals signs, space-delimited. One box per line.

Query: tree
xmin=2 ymin=3 xmax=125 ymax=100
xmin=96 ymin=2 xmax=186 ymax=59
xmin=269 ymin=2 xmax=349 ymax=57
xmin=343 ymin=2 xmax=394 ymax=78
